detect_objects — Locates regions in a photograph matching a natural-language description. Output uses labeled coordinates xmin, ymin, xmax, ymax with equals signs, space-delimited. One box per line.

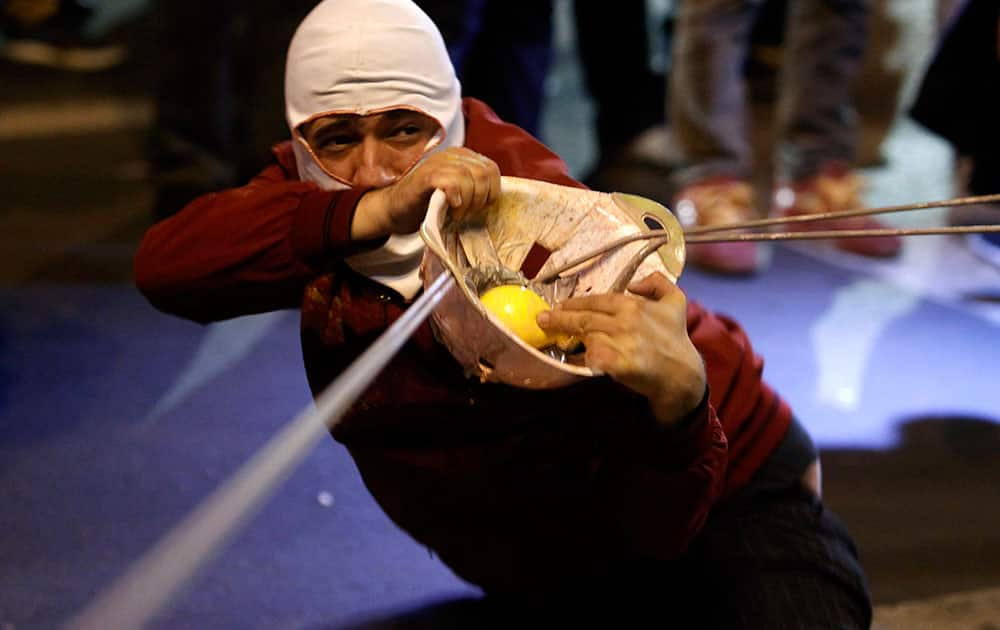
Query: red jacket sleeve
xmin=686 ymin=301 xmax=792 ymax=497
xmin=134 ymin=143 xmax=372 ymax=323
xmin=595 ymin=386 xmax=728 ymax=561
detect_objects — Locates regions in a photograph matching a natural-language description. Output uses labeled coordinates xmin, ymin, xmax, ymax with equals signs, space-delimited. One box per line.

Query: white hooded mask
xmin=285 ymin=0 xmax=464 ymax=300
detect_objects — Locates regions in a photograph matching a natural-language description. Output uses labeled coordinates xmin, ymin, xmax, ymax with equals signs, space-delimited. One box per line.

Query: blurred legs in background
xmin=910 ymin=0 xmax=1000 ymax=269
xmin=668 ymin=0 xmax=900 ymax=275
xmin=417 ymin=0 xmax=664 ymax=185
xmin=415 ymin=0 xmax=554 ymax=138
xmin=149 ymin=0 xmax=318 ymax=220
xmin=573 ymin=0 xmax=665 ymax=188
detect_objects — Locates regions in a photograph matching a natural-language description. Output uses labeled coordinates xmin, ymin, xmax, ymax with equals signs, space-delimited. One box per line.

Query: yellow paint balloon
xmin=479 ymin=284 xmax=554 ymax=349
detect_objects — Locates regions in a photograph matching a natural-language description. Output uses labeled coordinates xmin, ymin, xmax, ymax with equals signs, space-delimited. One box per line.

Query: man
xmin=135 ymin=0 xmax=871 ymax=626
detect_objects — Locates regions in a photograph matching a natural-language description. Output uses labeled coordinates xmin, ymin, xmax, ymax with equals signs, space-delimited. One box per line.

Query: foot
xmin=772 ymin=164 xmax=902 ymax=258
xmin=673 ymin=177 xmax=763 ymax=275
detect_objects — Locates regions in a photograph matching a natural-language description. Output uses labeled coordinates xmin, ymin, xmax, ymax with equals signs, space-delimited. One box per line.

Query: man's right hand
xmin=536 ymin=272 xmax=707 ymax=428
xmin=351 ymin=147 xmax=501 ymax=240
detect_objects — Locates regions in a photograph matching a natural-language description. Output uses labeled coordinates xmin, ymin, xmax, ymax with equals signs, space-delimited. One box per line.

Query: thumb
xmin=626 ymin=272 xmax=674 ymax=300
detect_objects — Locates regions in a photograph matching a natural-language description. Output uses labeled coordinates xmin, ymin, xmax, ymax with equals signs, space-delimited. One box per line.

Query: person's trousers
xmin=341 ymin=419 xmax=872 ymax=629
xmin=491 ymin=419 xmax=872 ymax=628
xmin=911 ymin=0 xmax=1000 ymax=197
xmin=668 ymin=0 xmax=870 ymax=189
xmin=471 ymin=490 xmax=872 ymax=629
xmin=415 ymin=0 xmax=553 ymax=138
xmin=150 ymin=0 xmax=318 ymax=219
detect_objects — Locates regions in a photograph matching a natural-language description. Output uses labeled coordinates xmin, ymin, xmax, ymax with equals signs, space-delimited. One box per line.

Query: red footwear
xmin=772 ymin=166 xmax=902 ymax=258
xmin=673 ymin=178 xmax=763 ymax=275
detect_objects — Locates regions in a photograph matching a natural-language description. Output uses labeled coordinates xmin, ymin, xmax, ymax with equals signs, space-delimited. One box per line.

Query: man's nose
xmin=351 ymin=138 xmax=396 ymax=188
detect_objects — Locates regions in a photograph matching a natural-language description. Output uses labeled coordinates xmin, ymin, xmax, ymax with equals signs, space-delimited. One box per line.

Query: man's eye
xmin=393 ymin=125 xmax=424 ymax=138
xmin=311 ymin=131 xmax=358 ymax=151
xmin=324 ymin=134 xmax=357 ymax=148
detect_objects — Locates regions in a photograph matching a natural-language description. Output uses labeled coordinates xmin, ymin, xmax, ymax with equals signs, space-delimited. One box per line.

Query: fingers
xmin=626 ymin=272 xmax=674 ymax=300
xmin=536 ymin=309 xmax=630 ymax=374
xmin=581 ymin=331 xmax=629 ymax=374
xmin=538 ymin=274 xmax=701 ymax=422
xmin=553 ymin=274 xmax=681 ymax=317
xmin=628 ymin=272 xmax=688 ymax=314
xmin=537 ymin=308 xmax=621 ymax=338
xmin=378 ymin=148 xmax=500 ymax=235
xmin=426 ymin=148 xmax=500 ymax=219
xmin=553 ymin=292 xmax=635 ymax=316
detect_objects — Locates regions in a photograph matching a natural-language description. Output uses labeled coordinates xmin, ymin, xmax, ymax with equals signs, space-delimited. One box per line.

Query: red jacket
xmin=135 ymin=98 xmax=791 ymax=592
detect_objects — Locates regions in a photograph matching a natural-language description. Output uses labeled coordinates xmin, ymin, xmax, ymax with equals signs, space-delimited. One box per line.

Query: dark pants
xmin=416 ymin=0 xmax=663 ymax=156
xmin=534 ymin=420 xmax=872 ymax=628
xmin=669 ymin=0 xmax=870 ymax=186
xmin=910 ymin=0 xmax=1000 ymax=196
xmin=672 ymin=485 xmax=873 ymax=629
xmin=573 ymin=0 xmax=665 ymax=159
xmin=374 ymin=487 xmax=872 ymax=629
xmin=149 ymin=0 xmax=318 ymax=219
xmin=346 ymin=420 xmax=873 ymax=629
xmin=415 ymin=0 xmax=554 ymax=138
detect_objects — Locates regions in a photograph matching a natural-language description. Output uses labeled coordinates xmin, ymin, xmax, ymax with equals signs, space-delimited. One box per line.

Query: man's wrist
xmin=649 ymin=368 xmax=708 ymax=428
xmin=649 ymin=383 xmax=709 ymax=431
xmin=351 ymin=189 xmax=390 ymax=241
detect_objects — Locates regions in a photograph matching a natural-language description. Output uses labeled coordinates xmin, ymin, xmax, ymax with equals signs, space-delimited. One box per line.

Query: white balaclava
xmin=285 ymin=0 xmax=464 ymax=300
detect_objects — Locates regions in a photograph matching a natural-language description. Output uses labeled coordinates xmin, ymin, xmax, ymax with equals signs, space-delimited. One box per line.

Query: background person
xmin=667 ymin=0 xmax=901 ymax=275
xmin=910 ymin=0 xmax=1000 ymax=268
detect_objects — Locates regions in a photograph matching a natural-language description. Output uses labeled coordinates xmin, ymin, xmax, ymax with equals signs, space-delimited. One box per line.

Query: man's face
xmin=301 ymin=109 xmax=440 ymax=188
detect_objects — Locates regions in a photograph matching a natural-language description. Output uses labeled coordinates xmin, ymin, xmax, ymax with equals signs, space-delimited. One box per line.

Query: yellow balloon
xmin=479 ymin=284 xmax=554 ymax=349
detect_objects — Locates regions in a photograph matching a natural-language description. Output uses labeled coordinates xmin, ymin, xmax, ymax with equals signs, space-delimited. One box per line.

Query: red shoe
xmin=772 ymin=165 xmax=901 ymax=258
xmin=673 ymin=178 xmax=763 ymax=275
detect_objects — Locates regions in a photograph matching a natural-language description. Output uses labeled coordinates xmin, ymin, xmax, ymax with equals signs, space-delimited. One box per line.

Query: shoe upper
xmin=673 ymin=177 xmax=757 ymax=230
xmin=672 ymin=178 xmax=763 ymax=275
xmin=773 ymin=166 xmax=866 ymax=219
xmin=772 ymin=164 xmax=902 ymax=258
